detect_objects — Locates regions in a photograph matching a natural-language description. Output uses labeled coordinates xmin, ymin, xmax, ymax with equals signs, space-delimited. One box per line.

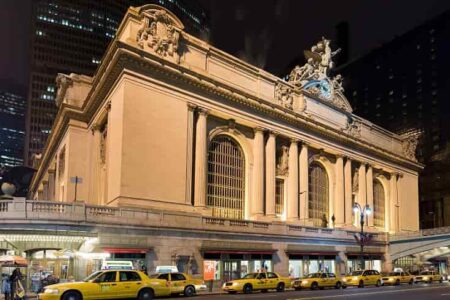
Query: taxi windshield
xmin=420 ymin=271 xmax=432 ymax=275
xmin=305 ymin=273 xmax=322 ymax=278
xmin=83 ymin=271 xmax=102 ymax=282
xmin=242 ymin=273 xmax=258 ymax=279
xmin=350 ymin=271 xmax=363 ymax=276
xmin=149 ymin=274 xmax=160 ymax=278
xmin=388 ymin=272 xmax=401 ymax=276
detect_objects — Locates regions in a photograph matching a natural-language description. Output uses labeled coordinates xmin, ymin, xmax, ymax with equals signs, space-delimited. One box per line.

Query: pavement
xmin=2 ymin=282 xmax=450 ymax=299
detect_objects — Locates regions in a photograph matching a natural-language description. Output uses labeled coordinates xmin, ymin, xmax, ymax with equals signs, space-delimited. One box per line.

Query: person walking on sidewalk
xmin=10 ymin=268 xmax=23 ymax=300
xmin=1 ymin=274 xmax=11 ymax=300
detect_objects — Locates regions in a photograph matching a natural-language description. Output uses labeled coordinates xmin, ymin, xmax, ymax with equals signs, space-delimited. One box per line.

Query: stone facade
xmin=27 ymin=4 xmax=423 ymax=279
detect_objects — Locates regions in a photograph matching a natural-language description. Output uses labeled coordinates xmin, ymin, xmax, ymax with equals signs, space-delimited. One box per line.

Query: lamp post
xmin=353 ymin=202 xmax=372 ymax=270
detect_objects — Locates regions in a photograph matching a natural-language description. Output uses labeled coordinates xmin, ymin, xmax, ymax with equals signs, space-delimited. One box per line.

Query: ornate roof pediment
xmin=136 ymin=5 xmax=184 ymax=58
xmin=288 ymin=37 xmax=353 ymax=113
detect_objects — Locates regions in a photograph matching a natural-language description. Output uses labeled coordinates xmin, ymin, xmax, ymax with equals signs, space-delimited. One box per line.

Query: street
xmin=172 ymin=283 xmax=450 ymax=300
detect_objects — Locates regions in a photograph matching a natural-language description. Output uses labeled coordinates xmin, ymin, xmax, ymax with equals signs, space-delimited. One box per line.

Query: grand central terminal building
xmin=18 ymin=4 xmax=423 ymax=283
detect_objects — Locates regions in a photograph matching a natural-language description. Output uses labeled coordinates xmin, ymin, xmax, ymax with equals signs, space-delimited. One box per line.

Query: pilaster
xmin=299 ymin=142 xmax=309 ymax=222
xmin=194 ymin=108 xmax=209 ymax=208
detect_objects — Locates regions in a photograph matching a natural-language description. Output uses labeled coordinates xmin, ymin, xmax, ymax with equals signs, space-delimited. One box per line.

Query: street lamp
xmin=353 ymin=202 xmax=372 ymax=270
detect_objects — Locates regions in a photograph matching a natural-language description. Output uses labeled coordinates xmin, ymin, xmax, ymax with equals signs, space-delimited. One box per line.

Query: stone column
xmin=366 ymin=165 xmax=374 ymax=227
xmin=358 ymin=163 xmax=367 ymax=206
xmin=390 ymin=173 xmax=399 ymax=232
xmin=299 ymin=142 xmax=309 ymax=222
xmin=48 ymin=170 xmax=55 ymax=201
xmin=287 ymin=139 xmax=299 ymax=221
xmin=334 ymin=155 xmax=345 ymax=226
xmin=252 ymin=127 xmax=265 ymax=217
xmin=194 ymin=108 xmax=209 ymax=207
xmin=344 ymin=157 xmax=353 ymax=225
xmin=265 ymin=131 xmax=276 ymax=217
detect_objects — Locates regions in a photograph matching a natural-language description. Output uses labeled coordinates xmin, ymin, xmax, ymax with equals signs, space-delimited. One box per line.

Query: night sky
xmin=1 ymin=0 xmax=450 ymax=88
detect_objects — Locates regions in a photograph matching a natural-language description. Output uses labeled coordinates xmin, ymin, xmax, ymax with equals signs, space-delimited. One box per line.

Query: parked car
xmin=381 ymin=271 xmax=414 ymax=285
xmin=414 ymin=271 xmax=443 ymax=283
xmin=292 ymin=272 xmax=343 ymax=290
xmin=222 ymin=272 xmax=290 ymax=294
xmin=149 ymin=272 xmax=206 ymax=296
xmin=342 ymin=270 xmax=382 ymax=288
xmin=39 ymin=270 xmax=166 ymax=300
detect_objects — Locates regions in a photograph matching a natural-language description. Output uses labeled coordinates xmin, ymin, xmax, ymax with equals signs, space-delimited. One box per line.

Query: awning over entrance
xmin=345 ymin=246 xmax=385 ymax=257
xmin=200 ymin=241 xmax=275 ymax=255
xmin=286 ymin=244 xmax=338 ymax=256
xmin=102 ymin=248 xmax=151 ymax=254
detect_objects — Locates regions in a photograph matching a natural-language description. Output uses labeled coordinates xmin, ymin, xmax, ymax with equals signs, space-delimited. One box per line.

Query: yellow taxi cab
xmin=342 ymin=270 xmax=382 ymax=288
xmin=291 ymin=272 xmax=343 ymax=290
xmin=222 ymin=272 xmax=291 ymax=294
xmin=39 ymin=270 xmax=167 ymax=300
xmin=381 ymin=271 xmax=414 ymax=285
xmin=149 ymin=272 xmax=207 ymax=296
xmin=414 ymin=271 xmax=443 ymax=284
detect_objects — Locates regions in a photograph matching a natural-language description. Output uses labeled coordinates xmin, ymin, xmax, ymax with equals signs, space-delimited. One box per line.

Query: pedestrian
xmin=1 ymin=274 xmax=11 ymax=300
xmin=10 ymin=268 xmax=23 ymax=300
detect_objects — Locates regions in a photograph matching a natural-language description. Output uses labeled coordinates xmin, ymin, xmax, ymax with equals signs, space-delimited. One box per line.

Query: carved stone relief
xmin=136 ymin=9 xmax=181 ymax=57
xmin=275 ymin=83 xmax=293 ymax=109
xmin=276 ymin=146 xmax=289 ymax=176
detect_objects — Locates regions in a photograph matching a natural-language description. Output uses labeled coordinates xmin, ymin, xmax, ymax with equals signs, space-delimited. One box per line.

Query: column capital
xmin=91 ymin=123 xmax=102 ymax=133
xmin=254 ymin=126 xmax=266 ymax=133
xmin=290 ymin=137 xmax=300 ymax=144
xmin=335 ymin=153 xmax=345 ymax=159
xmin=391 ymin=172 xmax=403 ymax=179
xmin=197 ymin=107 xmax=210 ymax=116
xmin=187 ymin=102 xmax=197 ymax=111
xmin=105 ymin=100 xmax=112 ymax=112
xmin=267 ymin=130 xmax=280 ymax=137
xmin=299 ymin=140 xmax=310 ymax=147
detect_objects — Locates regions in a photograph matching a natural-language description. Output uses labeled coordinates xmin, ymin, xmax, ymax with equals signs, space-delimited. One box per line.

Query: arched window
xmin=373 ymin=179 xmax=385 ymax=228
xmin=207 ymin=135 xmax=245 ymax=219
xmin=308 ymin=162 xmax=329 ymax=226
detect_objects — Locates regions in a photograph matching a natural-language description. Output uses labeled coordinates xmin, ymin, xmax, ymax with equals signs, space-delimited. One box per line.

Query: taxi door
xmin=94 ymin=271 xmax=120 ymax=299
xmin=255 ymin=273 xmax=268 ymax=289
xmin=400 ymin=272 xmax=407 ymax=283
xmin=319 ymin=273 xmax=328 ymax=287
xmin=117 ymin=271 xmax=143 ymax=298
xmin=362 ymin=271 xmax=373 ymax=285
xmin=169 ymin=273 xmax=187 ymax=294
xmin=266 ymin=272 xmax=278 ymax=289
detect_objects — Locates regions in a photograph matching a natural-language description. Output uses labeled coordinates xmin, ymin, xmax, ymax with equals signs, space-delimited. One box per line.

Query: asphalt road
xmin=164 ymin=282 xmax=450 ymax=300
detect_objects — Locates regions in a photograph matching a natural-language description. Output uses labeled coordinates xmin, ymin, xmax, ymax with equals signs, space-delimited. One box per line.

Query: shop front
xmin=287 ymin=245 xmax=338 ymax=278
xmin=201 ymin=241 xmax=274 ymax=287
xmin=346 ymin=254 xmax=383 ymax=273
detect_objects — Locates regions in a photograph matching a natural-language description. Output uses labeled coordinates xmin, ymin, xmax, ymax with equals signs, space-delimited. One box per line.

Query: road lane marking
xmin=287 ymin=285 xmax=450 ymax=300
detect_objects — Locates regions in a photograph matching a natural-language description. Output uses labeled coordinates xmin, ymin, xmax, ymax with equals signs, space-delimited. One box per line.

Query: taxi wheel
xmin=376 ymin=280 xmax=381 ymax=287
xmin=429 ymin=279 xmax=433 ymax=284
xmin=184 ymin=285 xmax=195 ymax=297
xmin=358 ymin=280 xmax=364 ymax=288
xmin=243 ymin=284 xmax=253 ymax=294
xmin=311 ymin=282 xmax=319 ymax=290
xmin=409 ymin=279 xmax=414 ymax=285
xmin=335 ymin=281 xmax=342 ymax=289
xmin=440 ymin=278 xmax=444 ymax=283
xmin=276 ymin=282 xmax=285 ymax=292
xmin=395 ymin=279 xmax=400 ymax=286
xmin=62 ymin=291 xmax=82 ymax=300
xmin=138 ymin=288 xmax=154 ymax=300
